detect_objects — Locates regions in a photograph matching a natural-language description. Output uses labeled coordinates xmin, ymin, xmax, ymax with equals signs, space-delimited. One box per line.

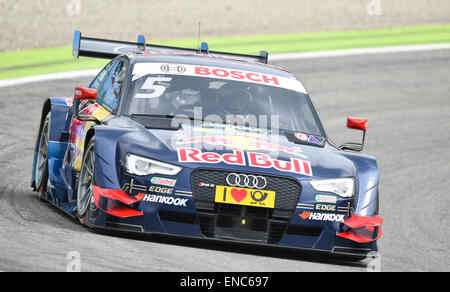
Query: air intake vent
xmin=191 ymin=169 xmax=301 ymax=244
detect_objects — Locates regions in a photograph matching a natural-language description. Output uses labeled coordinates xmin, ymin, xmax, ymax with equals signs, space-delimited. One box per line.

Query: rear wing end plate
xmin=73 ymin=30 xmax=143 ymax=59
xmin=72 ymin=31 xmax=268 ymax=64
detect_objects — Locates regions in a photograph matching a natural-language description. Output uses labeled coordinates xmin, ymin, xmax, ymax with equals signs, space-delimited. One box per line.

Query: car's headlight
xmin=309 ymin=178 xmax=355 ymax=198
xmin=125 ymin=154 xmax=182 ymax=176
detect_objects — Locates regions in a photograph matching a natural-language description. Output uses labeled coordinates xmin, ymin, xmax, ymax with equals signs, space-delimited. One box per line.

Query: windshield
xmin=125 ymin=63 xmax=324 ymax=136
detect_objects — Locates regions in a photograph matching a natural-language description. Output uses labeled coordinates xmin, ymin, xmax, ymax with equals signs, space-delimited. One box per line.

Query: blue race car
xmin=31 ymin=31 xmax=383 ymax=259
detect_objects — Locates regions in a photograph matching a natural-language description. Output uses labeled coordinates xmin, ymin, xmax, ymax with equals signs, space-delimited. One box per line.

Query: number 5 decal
xmin=135 ymin=77 xmax=172 ymax=99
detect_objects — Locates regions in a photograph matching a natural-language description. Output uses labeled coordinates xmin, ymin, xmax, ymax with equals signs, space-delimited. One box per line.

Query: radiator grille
xmin=191 ymin=169 xmax=301 ymax=244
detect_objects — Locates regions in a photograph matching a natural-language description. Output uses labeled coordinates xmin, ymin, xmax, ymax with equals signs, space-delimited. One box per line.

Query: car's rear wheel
xmin=77 ymin=138 xmax=96 ymax=225
xmin=35 ymin=112 xmax=51 ymax=199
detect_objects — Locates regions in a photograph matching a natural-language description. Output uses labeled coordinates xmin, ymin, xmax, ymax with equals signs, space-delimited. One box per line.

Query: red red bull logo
xmin=177 ymin=148 xmax=313 ymax=176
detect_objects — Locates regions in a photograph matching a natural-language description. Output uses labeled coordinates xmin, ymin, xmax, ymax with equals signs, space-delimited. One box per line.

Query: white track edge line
xmin=0 ymin=69 xmax=101 ymax=88
xmin=1 ymin=43 xmax=449 ymax=88
xmin=269 ymin=43 xmax=450 ymax=61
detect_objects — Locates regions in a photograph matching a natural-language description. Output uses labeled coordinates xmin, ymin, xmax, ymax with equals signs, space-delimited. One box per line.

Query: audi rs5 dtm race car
xmin=31 ymin=31 xmax=383 ymax=259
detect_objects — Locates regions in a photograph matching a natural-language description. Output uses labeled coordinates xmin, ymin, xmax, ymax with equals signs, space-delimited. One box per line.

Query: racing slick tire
xmin=76 ymin=137 xmax=96 ymax=225
xmin=35 ymin=112 xmax=51 ymax=200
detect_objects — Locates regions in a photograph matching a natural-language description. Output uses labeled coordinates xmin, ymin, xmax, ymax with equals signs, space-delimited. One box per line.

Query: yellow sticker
xmin=92 ymin=105 xmax=111 ymax=121
xmin=214 ymin=185 xmax=276 ymax=209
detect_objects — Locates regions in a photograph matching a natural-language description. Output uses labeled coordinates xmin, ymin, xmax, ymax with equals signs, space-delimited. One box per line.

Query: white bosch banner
xmin=132 ymin=62 xmax=307 ymax=94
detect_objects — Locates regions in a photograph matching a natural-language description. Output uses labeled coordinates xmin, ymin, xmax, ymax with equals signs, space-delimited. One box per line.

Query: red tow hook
xmin=336 ymin=215 xmax=384 ymax=243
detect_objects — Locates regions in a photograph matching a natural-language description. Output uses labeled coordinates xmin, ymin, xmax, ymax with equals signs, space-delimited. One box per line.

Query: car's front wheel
xmin=76 ymin=138 xmax=96 ymax=225
xmin=35 ymin=112 xmax=51 ymax=199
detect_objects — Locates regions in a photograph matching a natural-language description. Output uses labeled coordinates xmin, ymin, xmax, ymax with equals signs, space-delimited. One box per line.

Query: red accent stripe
xmin=337 ymin=226 xmax=382 ymax=243
xmin=93 ymin=185 xmax=140 ymax=205
xmin=103 ymin=205 xmax=144 ymax=218
xmin=92 ymin=185 xmax=143 ymax=218
xmin=336 ymin=215 xmax=384 ymax=243
xmin=341 ymin=215 xmax=383 ymax=229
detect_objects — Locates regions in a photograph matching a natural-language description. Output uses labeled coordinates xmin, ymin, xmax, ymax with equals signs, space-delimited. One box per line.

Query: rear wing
xmin=72 ymin=31 xmax=269 ymax=64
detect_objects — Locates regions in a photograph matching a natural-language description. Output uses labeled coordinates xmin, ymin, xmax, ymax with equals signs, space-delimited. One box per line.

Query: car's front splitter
xmin=89 ymin=185 xmax=380 ymax=257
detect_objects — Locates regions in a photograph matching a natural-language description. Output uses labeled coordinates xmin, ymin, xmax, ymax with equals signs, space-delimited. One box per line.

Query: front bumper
xmin=90 ymin=169 xmax=382 ymax=257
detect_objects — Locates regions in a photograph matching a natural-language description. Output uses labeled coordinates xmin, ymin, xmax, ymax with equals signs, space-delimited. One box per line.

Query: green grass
xmin=155 ymin=24 xmax=450 ymax=54
xmin=1 ymin=24 xmax=450 ymax=80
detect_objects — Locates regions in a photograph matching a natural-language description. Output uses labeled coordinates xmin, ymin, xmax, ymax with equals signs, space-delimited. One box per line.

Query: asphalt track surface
xmin=0 ymin=50 xmax=449 ymax=272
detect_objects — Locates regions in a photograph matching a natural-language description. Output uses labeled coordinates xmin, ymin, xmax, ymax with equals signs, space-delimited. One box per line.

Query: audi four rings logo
xmin=160 ymin=64 xmax=186 ymax=74
xmin=226 ymin=173 xmax=267 ymax=189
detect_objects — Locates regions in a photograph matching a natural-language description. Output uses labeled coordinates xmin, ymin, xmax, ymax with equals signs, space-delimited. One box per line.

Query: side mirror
xmin=339 ymin=117 xmax=368 ymax=152
xmin=73 ymin=87 xmax=97 ymax=122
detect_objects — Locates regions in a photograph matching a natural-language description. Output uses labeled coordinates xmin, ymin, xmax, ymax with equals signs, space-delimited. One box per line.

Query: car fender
xmin=31 ymin=97 xmax=73 ymax=191
xmin=92 ymin=125 xmax=132 ymax=190
xmin=337 ymin=151 xmax=379 ymax=216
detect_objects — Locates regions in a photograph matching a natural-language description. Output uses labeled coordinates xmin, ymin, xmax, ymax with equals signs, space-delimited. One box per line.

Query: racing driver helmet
xmin=216 ymin=84 xmax=253 ymax=116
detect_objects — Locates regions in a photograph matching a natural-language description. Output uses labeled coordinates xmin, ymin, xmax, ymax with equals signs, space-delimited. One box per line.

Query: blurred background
xmin=1 ymin=0 xmax=450 ymax=51
xmin=1 ymin=0 xmax=450 ymax=80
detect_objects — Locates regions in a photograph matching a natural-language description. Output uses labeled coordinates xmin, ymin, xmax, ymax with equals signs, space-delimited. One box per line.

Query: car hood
xmin=112 ymin=118 xmax=356 ymax=180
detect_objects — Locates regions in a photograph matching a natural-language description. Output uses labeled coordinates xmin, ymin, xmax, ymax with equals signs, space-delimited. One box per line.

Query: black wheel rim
xmin=77 ymin=142 xmax=95 ymax=217
xmin=36 ymin=119 xmax=50 ymax=189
